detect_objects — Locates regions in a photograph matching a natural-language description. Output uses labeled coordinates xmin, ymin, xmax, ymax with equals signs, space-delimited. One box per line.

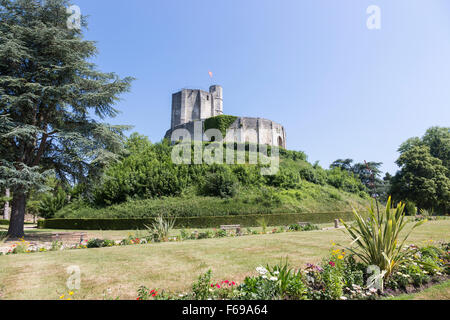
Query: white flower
xmin=262 ymin=275 xmax=267 ymax=279
xmin=340 ymin=296 xmax=348 ymax=300
xmin=269 ymin=277 xmax=278 ymax=281
xmin=274 ymin=271 xmax=280 ymax=275
xmin=256 ymin=266 xmax=268 ymax=275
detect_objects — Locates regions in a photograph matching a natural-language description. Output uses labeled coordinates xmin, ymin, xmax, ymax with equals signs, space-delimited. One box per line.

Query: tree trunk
xmin=3 ymin=188 xmax=10 ymax=220
xmin=7 ymin=191 xmax=27 ymax=239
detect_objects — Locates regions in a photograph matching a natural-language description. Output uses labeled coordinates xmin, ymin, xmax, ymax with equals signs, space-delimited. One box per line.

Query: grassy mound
xmin=57 ymin=180 xmax=369 ymax=219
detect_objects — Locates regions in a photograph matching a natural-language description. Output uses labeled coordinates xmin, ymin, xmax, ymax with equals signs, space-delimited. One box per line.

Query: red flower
xmin=329 ymin=261 xmax=335 ymax=267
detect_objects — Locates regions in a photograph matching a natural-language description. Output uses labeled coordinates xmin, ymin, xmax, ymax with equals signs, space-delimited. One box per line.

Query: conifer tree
xmin=0 ymin=0 xmax=133 ymax=237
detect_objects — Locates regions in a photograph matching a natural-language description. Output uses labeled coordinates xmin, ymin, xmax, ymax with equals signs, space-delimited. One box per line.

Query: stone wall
xmin=165 ymin=117 xmax=286 ymax=149
xmin=171 ymin=86 xmax=223 ymax=129
xmin=167 ymin=85 xmax=286 ymax=148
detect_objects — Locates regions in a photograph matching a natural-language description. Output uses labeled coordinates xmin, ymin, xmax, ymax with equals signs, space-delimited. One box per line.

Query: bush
xmin=341 ymin=197 xmax=426 ymax=280
xmin=39 ymin=188 xmax=68 ymax=219
xmin=201 ymin=166 xmax=239 ymax=198
xmin=404 ymin=201 xmax=417 ymax=216
xmin=86 ymin=238 xmax=105 ymax=248
xmin=145 ymin=215 xmax=175 ymax=242
xmin=326 ymin=168 xmax=365 ymax=194
xmin=38 ymin=212 xmax=355 ymax=230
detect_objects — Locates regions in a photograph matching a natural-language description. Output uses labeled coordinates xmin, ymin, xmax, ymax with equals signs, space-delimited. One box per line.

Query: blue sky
xmin=74 ymin=0 xmax=450 ymax=175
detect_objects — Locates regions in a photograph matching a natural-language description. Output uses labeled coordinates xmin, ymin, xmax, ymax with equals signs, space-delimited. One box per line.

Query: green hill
xmin=55 ymin=134 xmax=371 ymax=219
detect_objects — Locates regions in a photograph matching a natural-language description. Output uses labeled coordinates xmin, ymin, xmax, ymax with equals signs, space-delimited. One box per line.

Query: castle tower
xmin=209 ymin=85 xmax=223 ymax=116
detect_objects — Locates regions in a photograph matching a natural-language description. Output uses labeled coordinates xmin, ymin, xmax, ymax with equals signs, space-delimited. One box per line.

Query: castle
xmin=165 ymin=85 xmax=286 ymax=148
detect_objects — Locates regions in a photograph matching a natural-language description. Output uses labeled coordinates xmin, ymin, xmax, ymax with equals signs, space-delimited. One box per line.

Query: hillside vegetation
xmin=54 ymin=134 xmax=370 ymax=219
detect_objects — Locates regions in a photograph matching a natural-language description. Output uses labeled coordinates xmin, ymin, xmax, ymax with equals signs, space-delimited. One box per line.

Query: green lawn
xmin=0 ymin=220 xmax=449 ymax=300
xmin=0 ymin=222 xmax=337 ymax=240
xmin=386 ymin=280 xmax=450 ymax=300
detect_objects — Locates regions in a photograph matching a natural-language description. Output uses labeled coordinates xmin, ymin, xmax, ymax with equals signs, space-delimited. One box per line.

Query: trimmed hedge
xmin=38 ymin=211 xmax=355 ymax=230
xmin=0 ymin=220 xmax=36 ymax=226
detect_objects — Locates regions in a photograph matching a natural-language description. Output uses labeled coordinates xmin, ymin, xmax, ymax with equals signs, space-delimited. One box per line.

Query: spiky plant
xmin=341 ymin=197 xmax=426 ymax=280
xmin=145 ymin=215 xmax=175 ymax=242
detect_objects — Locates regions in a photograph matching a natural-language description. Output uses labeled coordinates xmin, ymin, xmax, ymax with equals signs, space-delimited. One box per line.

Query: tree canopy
xmin=391 ymin=127 xmax=450 ymax=213
xmin=0 ymin=0 xmax=133 ymax=237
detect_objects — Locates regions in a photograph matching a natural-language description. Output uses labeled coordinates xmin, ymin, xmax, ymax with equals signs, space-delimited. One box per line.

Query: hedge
xmin=0 ymin=220 xmax=35 ymax=226
xmin=37 ymin=211 xmax=355 ymax=230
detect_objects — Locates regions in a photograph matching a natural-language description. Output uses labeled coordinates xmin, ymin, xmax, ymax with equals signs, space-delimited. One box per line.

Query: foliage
xmin=85 ymin=134 xmax=369 ymax=209
xmin=254 ymin=187 xmax=282 ymax=208
xmin=38 ymin=211 xmax=355 ymax=230
xmin=192 ymin=269 xmax=213 ymax=300
xmin=391 ymin=127 xmax=450 ymax=214
xmin=145 ymin=215 xmax=175 ymax=242
xmin=86 ymin=238 xmax=105 ymax=248
xmin=288 ymin=223 xmax=319 ymax=232
xmin=201 ymin=165 xmax=239 ymax=198
xmin=330 ymin=159 xmax=385 ymax=197
xmin=203 ymin=115 xmax=238 ymax=138
xmin=38 ymin=188 xmax=68 ymax=219
xmin=326 ymin=167 xmax=366 ymax=194
xmin=404 ymin=201 xmax=417 ymax=216
xmin=341 ymin=197 xmax=426 ymax=280
xmin=256 ymin=217 xmax=268 ymax=233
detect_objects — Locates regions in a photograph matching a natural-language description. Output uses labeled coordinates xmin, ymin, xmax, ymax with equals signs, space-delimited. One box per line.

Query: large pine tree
xmin=0 ymin=0 xmax=134 ymax=237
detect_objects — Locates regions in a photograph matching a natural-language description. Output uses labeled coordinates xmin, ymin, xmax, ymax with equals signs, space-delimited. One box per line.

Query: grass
xmin=386 ymin=280 xmax=450 ymax=300
xmin=0 ymin=222 xmax=337 ymax=240
xmin=0 ymin=220 xmax=448 ymax=300
xmin=55 ymin=182 xmax=370 ymax=219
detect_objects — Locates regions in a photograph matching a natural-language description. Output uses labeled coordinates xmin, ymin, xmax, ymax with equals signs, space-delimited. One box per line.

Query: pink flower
xmin=329 ymin=261 xmax=335 ymax=267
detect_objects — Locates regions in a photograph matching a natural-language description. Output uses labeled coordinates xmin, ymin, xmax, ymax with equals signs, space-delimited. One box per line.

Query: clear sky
xmin=74 ymin=0 xmax=450 ymax=175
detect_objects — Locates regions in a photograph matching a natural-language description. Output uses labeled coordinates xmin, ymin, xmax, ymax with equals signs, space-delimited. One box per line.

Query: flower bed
xmin=0 ymin=223 xmax=319 ymax=256
xmin=135 ymin=242 xmax=450 ymax=300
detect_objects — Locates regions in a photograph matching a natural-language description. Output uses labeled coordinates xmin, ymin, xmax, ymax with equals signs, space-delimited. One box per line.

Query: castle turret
xmin=209 ymin=85 xmax=223 ymax=116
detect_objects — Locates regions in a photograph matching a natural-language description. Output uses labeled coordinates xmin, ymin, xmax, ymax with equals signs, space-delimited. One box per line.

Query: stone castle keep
xmin=165 ymin=85 xmax=286 ymax=148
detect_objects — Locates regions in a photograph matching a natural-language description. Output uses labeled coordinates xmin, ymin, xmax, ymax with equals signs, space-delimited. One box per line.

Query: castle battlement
xmin=166 ymin=85 xmax=286 ymax=149
xmin=171 ymin=85 xmax=223 ymax=130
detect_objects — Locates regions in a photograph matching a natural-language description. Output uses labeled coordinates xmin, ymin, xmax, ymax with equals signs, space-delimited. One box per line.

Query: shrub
xmin=264 ymin=168 xmax=301 ymax=189
xmin=341 ymin=197 xmax=426 ymax=281
xmin=326 ymin=167 xmax=365 ymax=194
xmin=201 ymin=166 xmax=239 ymax=198
xmin=145 ymin=215 xmax=175 ymax=242
xmin=86 ymin=238 xmax=105 ymax=248
xmin=404 ymin=201 xmax=417 ymax=216
xmin=192 ymin=269 xmax=213 ymax=300
xmin=254 ymin=187 xmax=282 ymax=208
xmin=203 ymin=115 xmax=238 ymax=137
xmin=39 ymin=188 xmax=68 ymax=219
xmin=237 ymin=272 xmax=279 ymax=300
xmin=38 ymin=212 xmax=355 ymax=230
